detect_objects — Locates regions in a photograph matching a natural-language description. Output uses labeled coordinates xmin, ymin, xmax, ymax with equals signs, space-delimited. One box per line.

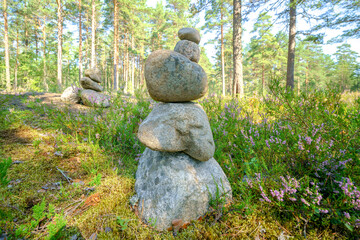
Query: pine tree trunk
xmin=42 ymin=16 xmax=49 ymax=92
xmin=79 ymin=0 xmax=83 ymax=81
xmin=91 ymin=0 xmax=96 ymax=68
xmin=233 ymin=0 xmax=244 ymax=98
xmin=56 ymin=0 xmax=63 ymax=92
xmin=131 ymin=36 xmax=135 ymax=94
xmin=124 ymin=32 xmax=128 ymax=94
xmin=113 ymin=0 xmax=118 ymax=91
xmin=3 ymin=0 xmax=11 ymax=92
xmin=286 ymin=0 xmax=296 ymax=91
xmin=15 ymin=30 xmax=19 ymax=92
xmin=221 ymin=9 xmax=226 ymax=97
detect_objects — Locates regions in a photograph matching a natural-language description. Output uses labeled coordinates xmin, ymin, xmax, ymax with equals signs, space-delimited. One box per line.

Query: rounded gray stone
xmin=178 ymin=28 xmax=201 ymax=44
xmin=84 ymin=68 xmax=101 ymax=83
xmin=138 ymin=102 xmax=215 ymax=161
xmin=61 ymin=86 xmax=81 ymax=104
xmin=80 ymin=89 xmax=110 ymax=108
xmin=174 ymin=40 xmax=200 ymax=63
xmin=145 ymin=50 xmax=207 ymax=102
xmin=80 ymin=77 xmax=103 ymax=92
xmin=135 ymin=148 xmax=232 ymax=231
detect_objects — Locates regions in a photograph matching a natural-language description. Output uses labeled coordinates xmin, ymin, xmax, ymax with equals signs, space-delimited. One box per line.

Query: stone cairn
xmin=132 ymin=28 xmax=232 ymax=231
xmin=61 ymin=68 xmax=110 ymax=108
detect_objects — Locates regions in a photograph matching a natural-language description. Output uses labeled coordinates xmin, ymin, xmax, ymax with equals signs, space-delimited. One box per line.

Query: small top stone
xmin=178 ymin=28 xmax=200 ymax=44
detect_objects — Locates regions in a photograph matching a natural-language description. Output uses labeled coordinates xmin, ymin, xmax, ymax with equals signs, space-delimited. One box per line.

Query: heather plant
xmin=199 ymin=80 xmax=360 ymax=235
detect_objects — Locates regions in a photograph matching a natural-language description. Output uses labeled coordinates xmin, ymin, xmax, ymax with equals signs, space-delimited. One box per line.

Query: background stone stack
xmin=133 ymin=28 xmax=232 ymax=231
xmin=79 ymin=68 xmax=110 ymax=108
xmin=60 ymin=68 xmax=110 ymax=108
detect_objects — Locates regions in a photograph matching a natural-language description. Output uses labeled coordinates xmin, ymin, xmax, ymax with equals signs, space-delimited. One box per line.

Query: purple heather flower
xmin=249 ymin=136 xmax=255 ymax=146
xmin=288 ymin=197 xmax=297 ymax=201
xmin=301 ymin=198 xmax=310 ymax=206
xmin=265 ymin=140 xmax=270 ymax=148
xmin=344 ymin=212 xmax=351 ymax=219
xmin=305 ymin=136 xmax=312 ymax=145
xmin=320 ymin=209 xmax=329 ymax=214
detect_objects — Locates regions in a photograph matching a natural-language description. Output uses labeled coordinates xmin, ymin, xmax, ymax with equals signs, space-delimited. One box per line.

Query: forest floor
xmin=0 ymin=91 xmax=358 ymax=239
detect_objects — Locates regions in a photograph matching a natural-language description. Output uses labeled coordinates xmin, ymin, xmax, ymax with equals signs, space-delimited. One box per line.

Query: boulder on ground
xmin=80 ymin=77 xmax=103 ymax=92
xmin=61 ymin=86 xmax=81 ymax=104
xmin=138 ymin=102 xmax=214 ymax=162
xmin=84 ymin=68 xmax=101 ymax=83
xmin=174 ymin=40 xmax=200 ymax=63
xmin=80 ymin=89 xmax=110 ymax=108
xmin=145 ymin=50 xmax=207 ymax=102
xmin=178 ymin=28 xmax=201 ymax=44
xmin=134 ymin=148 xmax=232 ymax=231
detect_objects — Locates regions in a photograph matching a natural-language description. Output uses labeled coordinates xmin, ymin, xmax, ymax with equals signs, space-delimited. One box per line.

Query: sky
xmin=146 ymin=0 xmax=360 ymax=64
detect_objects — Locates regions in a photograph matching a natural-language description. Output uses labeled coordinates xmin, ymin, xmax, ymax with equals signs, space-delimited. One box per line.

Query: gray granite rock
xmin=174 ymin=40 xmax=200 ymax=63
xmin=61 ymin=86 xmax=81 ymax=104
xmin=80 ymin=89 xmax=110 ymax=108
xmin=138 ymin=102 xmax=214 ymax=161
xmin=134 ymin=148 xmax=232 ymax=231
xmin=145 ymin=50 xmax=207 ymax=102
xmin=178 ymin=28 xmax=201 ymax=44
xmin=84 ymin=68 xmax=101 ymax=83
xmin=80 ymin=77 xmax=103 ymax=92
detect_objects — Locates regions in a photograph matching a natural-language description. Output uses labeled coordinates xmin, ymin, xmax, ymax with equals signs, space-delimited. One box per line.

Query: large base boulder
xmin=133 ymin=148 xmax=232 ymax=231
xmin=138 ymin=102 xmax=215 ymax=161
xmin=61 ymin=86 xmax=81 ymax=104
xmin=80 ymin=89 xmax=110 ymax=108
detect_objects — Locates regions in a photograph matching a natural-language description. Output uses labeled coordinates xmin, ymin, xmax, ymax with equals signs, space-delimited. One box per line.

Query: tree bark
xmin=131 ymin=36 xmax=135 ymax=94
xmin=113 ymin=0 xmax=118 ymax=91
xmin=79 ymin=0 xmax=83 ymax=81
xmin=286 ymin=0 xmax=296 ymax=91
xmin=41 ymin=16 xmax=49 ymax=91
xmin=221 ymin=8 xmax=226 ymax=96
xmin=56 ymin=0 xmax=63 ymax=92
xmin=3 ymin=0 xmax=11 ymax=91
xmin=91 ymin=0 xmax=96 ymax=68
xmin=232 ymin=0 xmax=244 ymax=98
xmin=15 ymin=30 xmax=19 ymax=92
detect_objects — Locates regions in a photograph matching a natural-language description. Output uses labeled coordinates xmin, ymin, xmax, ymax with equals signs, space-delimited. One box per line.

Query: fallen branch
xmin=0 ymin=203 xmax=25 ymax=215
xmin=56 ymin=167 xmax=72 ymax=183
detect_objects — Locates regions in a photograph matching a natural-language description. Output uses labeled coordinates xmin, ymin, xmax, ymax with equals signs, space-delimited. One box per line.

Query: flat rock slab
xmin=178 ymin=28 xmax=201 ymax=44
xmin=174 ymin=40 xmax=200 ymax=63
xmin=80 ymin=89 xmax=110 ymax=108
xmin=80 ymin=77 xmax=103 ymax=92
xmin=84 ymin=68 xmax=102 ymax=83
xmin=145 ymin=50 xmax=207 ymax=102
xmin=134 ymin=148 xmax=232 ymax=231
xmin=61 ymin=86 xmax=81 ymax=104
xmin=138 ymin=102 xmax=215 ymax=161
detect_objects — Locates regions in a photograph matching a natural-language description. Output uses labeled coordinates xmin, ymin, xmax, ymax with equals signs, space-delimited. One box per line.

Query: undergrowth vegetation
xmin=0 ymin=83 xmax=359 ymax=239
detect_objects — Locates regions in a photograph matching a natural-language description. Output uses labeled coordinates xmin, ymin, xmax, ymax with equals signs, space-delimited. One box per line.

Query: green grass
xmin=0 ymin=85 xmax=359 ymax=239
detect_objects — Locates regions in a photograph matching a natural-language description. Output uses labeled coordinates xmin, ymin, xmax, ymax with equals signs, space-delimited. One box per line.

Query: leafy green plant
xmin=116 ymin=217 xmax=130 ymax=231
xmin=0 ymin=157 xmax=12 ymax=187
xmin=89 ymin=169 xmax=102 ymax=186
xmin=15 ymin=199 xmax=67 ymax=239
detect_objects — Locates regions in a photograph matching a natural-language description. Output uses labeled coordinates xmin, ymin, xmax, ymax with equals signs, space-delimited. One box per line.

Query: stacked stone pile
xmin=60 ymin=68 xmax=110 ymax=108
xmin=133 ymin=28 xmax=232 ymax=231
